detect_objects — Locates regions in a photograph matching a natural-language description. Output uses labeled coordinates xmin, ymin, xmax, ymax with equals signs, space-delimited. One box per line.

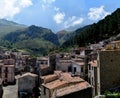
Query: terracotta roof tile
xmin=56 ymin=81 xmax=92 ymax=97
xmin=42 ymin=79 xmax=67 ymax=90
xmin=18 ymin=72 xmax=38 ymax=78
xmin=42 ymin=72 xmax=85 ymax=90
xmin=89 ymin=60 xmax=97 ymax=67
xmin=40 ymin=65 xmax=49 ymax=69
xmin=41 ymin=74 xmax=58 ymax=84
xmin=3 ymin=64 xmax=15 ymax=67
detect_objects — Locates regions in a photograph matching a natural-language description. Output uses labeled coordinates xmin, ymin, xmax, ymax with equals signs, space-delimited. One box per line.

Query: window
xmin=43 ymin=87 xmax=46 ymax=95
xmin=74 ymin=67 xmax=76 ymax=74
xmin=110 ymin=59 xmax=113 ymax=62
xmin=45 ymin=61 xmax=48 ymax=65
xmin=5 ymin=73 xmax=8 ymax=78
xmin=88 ymin=64 xmax=91 ymax=70
xmin=5 ymin=67 xmax=8 ymax=73
xmin=68 ymin=66 xmax=72 ymax=72
xmin=41 ymin=61 xmax=43 ymax=64
xmin=88 ymin=78 xmax=91 ymax=84
xmin=81 ymin=67 xmax=83 ymax=72
xmin=92 ymin=77 xmax=94 ymax=85
xmin=92 ymin=66 xmax=94 ymax=70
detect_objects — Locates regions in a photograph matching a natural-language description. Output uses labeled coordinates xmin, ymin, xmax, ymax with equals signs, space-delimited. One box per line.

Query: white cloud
xmin=0 ymin=0 xmax=32 ymax=19
xmin=42 ymin=0 xmax=56 ymax=4
xmin=53 ymin=12 xmax=65 ymax=24
xmin=88 ymin=6 xmax=110 ymax=21
xmin=64 ymin=16 xmax=84 ymax=28
xmin=41 ymin=0 xmax=56 ymax=10
xmin=19 ymin=0 xmax=33 ymax=7
xmin=41 ymin=4 xmax=46 ymax=10
xmin=54 ymin=7 xmax=59 ymax=12
xmin=72 ymin=18 xmax=84 ymax=26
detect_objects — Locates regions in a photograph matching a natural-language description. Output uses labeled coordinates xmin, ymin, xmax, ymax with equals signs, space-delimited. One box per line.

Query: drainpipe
xmin=97 ymin=51 xmax=101 ymax=95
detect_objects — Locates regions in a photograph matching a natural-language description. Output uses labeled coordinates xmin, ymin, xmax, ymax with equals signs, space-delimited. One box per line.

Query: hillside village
xmin=0 ymin=39 xmax=120 ymax=98
xmin=0 ymin=0 xmax=120 ymax=98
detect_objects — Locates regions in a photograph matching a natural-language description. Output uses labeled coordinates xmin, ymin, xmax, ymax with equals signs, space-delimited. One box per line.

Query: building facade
xmin=97 ymin=50 xmax=120 ymax=94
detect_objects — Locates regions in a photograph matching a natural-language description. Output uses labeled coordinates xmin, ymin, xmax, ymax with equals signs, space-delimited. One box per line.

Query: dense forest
xmin=1 ymin=25 xmax=59 ymax=56
xmin=62 ymin=8 xmax=120 ymax=48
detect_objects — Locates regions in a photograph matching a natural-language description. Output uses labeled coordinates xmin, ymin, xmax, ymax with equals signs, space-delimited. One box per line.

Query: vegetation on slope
xmin=0 ymin=19 xmax=27 ymax=37
xmin=3 ymin=25 xmax=59 ymax=56
xmin=62 ymin=8 xmax=120 ymax=48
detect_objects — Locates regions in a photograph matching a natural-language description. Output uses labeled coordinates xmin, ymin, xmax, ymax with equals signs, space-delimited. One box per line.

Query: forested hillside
xmin=3 ymin=25 xmax=59 ymax=56
xmin=62 ymin=8 xmax=120 ymax=48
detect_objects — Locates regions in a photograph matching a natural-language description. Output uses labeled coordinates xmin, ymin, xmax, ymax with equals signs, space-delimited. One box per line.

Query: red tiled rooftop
xmin=3 ymin=64 xmax=15 ymax=67
xmin=41 ymin=74 xmax=57 ymax=79
xmin=40 ymin=65 xmax=49 ymax=69
xmin=18 ymin=72 xmax=38 ymax=78
xmin=42 ymin=79 xmax=67 ymax=90
xmin=89 ymin=60 xmax=97 ymax=67
xmin=60 ymin=73 xmax=84 ymax=83
xmin=110 ymin=40 xmax=120 ymax=44
xmin=72 ymin=61 xmax=85 ymax=66
xmin=59 ymin=60 xmax=72 ymax=63
xmin=42 ymin=72 xmax=85 ymax=90
xmin=37 ymin=57 xmax=48 ymax=61
xmin=41 ymin=74 xmax=58 ymax=84
xmin=56 ymin=81 xmax=92 ymax=97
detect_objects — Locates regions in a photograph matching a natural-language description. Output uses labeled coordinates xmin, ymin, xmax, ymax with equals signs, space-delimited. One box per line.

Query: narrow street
xmin=3 ymin=80 xmax=18 ymax=98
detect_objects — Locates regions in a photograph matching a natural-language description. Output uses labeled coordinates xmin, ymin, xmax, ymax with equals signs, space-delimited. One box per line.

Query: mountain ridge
xmin=2 ymin=25 xmax=59 ymax=56
xmin=0 ymin=8 xmax=120 ymax=55
xmin=0 ymin=19 xmax=27 ymax=37
xmin=62 ymin=8 xmax=120 ymax=48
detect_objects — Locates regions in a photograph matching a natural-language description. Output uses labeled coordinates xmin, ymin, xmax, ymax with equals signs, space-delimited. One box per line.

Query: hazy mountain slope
xmin=0 ymin=19 xmax=27 ymax=37
xmin=3 ymin=25 xmax=59 ymax=56
xmin=57 ymin=30 xmax=73 ymax=45
xmin=57 ymin=26 xmax=89 ymax=45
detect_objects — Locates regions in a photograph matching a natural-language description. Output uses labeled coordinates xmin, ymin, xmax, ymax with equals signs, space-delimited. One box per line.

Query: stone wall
xmin=0 ymin=85 xmax=3 ymax=98
xmin=18 ymin=74 xmax=38 ymax=93
xmin=99 ymin=50 xmax=120 ymax=93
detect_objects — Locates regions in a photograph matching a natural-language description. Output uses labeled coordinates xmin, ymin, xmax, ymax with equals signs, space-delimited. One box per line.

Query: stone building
xmin=2 ymin=59 xmax=15 ymax=84
xmin=105 ymin=40 xmax=120 ymax=50
xmin=18 ymin=72 xmax=38 ymax=93
xmin=76 ymin=49 xmax=93 ymax=80
xmin=54 ymin=82 xmax=92 ymax=98
xmin=97 ymin=50 xmax=120 ymax=94
xmin=49 ymin=54 xmax=56 ymax=72
xmin=24 ymin=57 xmax=36 ymax=73
xmin=88 ymin=60 xmax=98 ymax=96
xmin=87 ymin=50 xmax=120 ymax=95
xmin=56 ymin=53 xmax=72 ymax=72
xmin=36 ymin=57 xmax=54 ymax=76
xmin=71 ymin=58 xmax=85 ymax=77
xmin=41 ymin=71 xmax=92 ymax=98
xmin=0 ymin=79 xmax=3 ymax=98
xmin=36 ymin=57 xmax=49 ymax=67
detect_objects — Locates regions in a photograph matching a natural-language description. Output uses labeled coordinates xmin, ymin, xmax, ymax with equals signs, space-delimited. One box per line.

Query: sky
xmin=0 ymin=0 xmax=120 ymax=33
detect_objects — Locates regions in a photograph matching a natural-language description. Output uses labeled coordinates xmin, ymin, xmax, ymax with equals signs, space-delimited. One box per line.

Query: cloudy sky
xmin=0 ymin=0 xmax=120 ymax=32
